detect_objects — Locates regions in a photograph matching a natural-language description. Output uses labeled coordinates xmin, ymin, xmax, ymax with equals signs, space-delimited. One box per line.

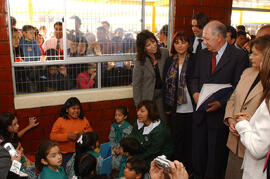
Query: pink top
xmin=77 ymin=72 xmax=95 ymax=89
xmin=42 ymin=37 xmax=71 ymax=52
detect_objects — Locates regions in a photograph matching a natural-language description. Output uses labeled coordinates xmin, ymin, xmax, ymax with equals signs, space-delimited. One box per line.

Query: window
xmin=232 ymin=0 xmax=270 ymax=35
xmin=9 ymin=0 xmax=170 ymax=96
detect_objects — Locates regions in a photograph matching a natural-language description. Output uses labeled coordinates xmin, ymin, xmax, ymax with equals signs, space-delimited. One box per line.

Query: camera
xmin=155 ymin=155 xmax=171 ymax=173
xmin=3 ymin=142 xmax=18 ymax=158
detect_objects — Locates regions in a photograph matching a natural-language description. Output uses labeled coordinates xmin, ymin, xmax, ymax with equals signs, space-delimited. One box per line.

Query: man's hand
xmin=193 ymin=93 xmax=200 ymax=104
xmin=206 ymin=101 xmax=221 ymax=112
xmin=227 ymin=118 xmax=239 ymax=136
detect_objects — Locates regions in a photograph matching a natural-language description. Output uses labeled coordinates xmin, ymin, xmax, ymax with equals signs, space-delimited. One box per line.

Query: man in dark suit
xmin=191 ymin=12 xmax=209 ymax=54
xmin=226 ymin=25 xmax=237 ymax=45
xmin=190 ymin=20 xmax=249 ymax=179
xmin=235 ymin=31 xmax=248 ymax=50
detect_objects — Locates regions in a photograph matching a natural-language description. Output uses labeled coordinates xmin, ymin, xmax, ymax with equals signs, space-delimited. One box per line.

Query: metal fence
xmin=8 ymin=0 xmax=170 ymax=95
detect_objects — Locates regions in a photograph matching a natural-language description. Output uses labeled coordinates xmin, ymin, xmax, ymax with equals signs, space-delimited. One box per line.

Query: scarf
xmin=112 ymin=121 xmax=130 ymax=143
xmin=164 ymin=56 xmax=188 ymax=107
xmin=87 ymin=150 xmax=101 ymax=158
xmin=119 ymin=155 xmax=127 ymax=178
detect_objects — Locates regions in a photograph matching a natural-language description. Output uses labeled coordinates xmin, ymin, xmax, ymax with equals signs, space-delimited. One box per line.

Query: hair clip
xmin=77 ymin=135 xmax=83 ymax=144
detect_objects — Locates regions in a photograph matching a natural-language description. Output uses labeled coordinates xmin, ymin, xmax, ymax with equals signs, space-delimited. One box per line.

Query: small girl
xmin=109 ymin=106 xmax=133 ymax=170
xmin=35 ymin=141 xmax=67 ymax=179
xmin=50 ymin=97 xmax=93 ymax=168
xmin=0 ymin=112 xmax=39 ymax=144
xmin=0 ymin=113 xmax=20 ymax=144
xmin=66 ymin=132 xmax=103 ymax=178
xmin=0 ymin=113 xmax=38 ymax=178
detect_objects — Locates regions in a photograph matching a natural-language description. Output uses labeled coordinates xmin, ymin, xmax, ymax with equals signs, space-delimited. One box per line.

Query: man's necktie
xmin=211 ymin=52 xmax=218 ymax=74
xmin=56 ymin=39 xmax=60 ymax=54
xmin=196 ymin=39 xmax=203 ymax=54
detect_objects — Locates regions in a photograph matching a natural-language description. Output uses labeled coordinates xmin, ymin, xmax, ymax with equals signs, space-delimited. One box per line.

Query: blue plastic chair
xmin=100 ymin=142 xmax=112 ymax=159
xmin=100 ymin=155 xmax=112 ymax=176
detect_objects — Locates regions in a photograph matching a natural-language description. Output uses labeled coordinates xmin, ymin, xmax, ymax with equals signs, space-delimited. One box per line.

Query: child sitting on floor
xmin=35 ymin=141 xmax=67 ymax=179
xmin=76 ymin=152 xmax=110 ymax=179
xmin=50 ymin=97 xmax=93 ymax=168
xmin=66 ymin=132 xmax=103 ymax=178
xmin=118 ymin=137 xmax=141 ymax=178
xmin=109 ymin=106 xmax=133 ymax=171
xmin=122 ymin=156 xmax=148 ymax=179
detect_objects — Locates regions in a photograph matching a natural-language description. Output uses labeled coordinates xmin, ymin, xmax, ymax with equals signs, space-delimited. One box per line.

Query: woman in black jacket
xmin=163 ymin=31 xmax=196 ymax=175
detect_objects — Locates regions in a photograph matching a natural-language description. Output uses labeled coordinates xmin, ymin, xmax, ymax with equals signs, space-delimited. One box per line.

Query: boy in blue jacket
xmin=19 ymin=25 xmax=42 ymax=61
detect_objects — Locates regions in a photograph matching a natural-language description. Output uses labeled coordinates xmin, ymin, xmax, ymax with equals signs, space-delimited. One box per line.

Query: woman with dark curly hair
xmin=129 ymin=100 xmax=173 ymax=165
xmin=133 ymin=30 xmax=169 ymax=121
xmin=163 ymin=31 xmax=196 ymax=174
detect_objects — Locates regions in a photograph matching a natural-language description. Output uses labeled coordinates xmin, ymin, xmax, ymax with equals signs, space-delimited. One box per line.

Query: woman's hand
xmin=234 ymin=112 xmax=249 ymax=118
xmin=235 ymin=116 xmax=248 ymax=122
xmin=150 ymin=160 xmax=165 ymax=179
xmin=228 ymin=118 xmax=239 ymax=136
xmin=234 ymin=112 xmax=249 ymax=123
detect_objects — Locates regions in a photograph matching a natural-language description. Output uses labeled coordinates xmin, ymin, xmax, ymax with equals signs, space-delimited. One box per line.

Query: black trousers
xmin=192 ymin=111 xmax=229 ymax=179
xmin=171 ymin=112 xmax=193 ymax=174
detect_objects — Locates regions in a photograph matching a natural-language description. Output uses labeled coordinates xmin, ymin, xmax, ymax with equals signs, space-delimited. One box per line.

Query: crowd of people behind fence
xmin=11 ymin=16 xmax=137 ymax=93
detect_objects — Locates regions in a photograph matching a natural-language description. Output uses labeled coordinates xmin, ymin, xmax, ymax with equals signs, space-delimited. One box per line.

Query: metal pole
xmin=7 ymin=0 xmax=17 ymax=95
xmin=167 ymin=0 xmax=174 ymax=52
xmin=141 ymin=0 xmax=145 ymax=30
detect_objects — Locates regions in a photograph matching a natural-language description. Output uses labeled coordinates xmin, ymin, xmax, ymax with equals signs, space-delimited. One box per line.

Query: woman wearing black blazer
xmin=163 ymin=31 xmax=196 ymax=175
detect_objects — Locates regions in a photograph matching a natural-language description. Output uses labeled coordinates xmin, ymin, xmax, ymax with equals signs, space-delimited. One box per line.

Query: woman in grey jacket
xmin=133 ymin=30 xmax=169 ymax=121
